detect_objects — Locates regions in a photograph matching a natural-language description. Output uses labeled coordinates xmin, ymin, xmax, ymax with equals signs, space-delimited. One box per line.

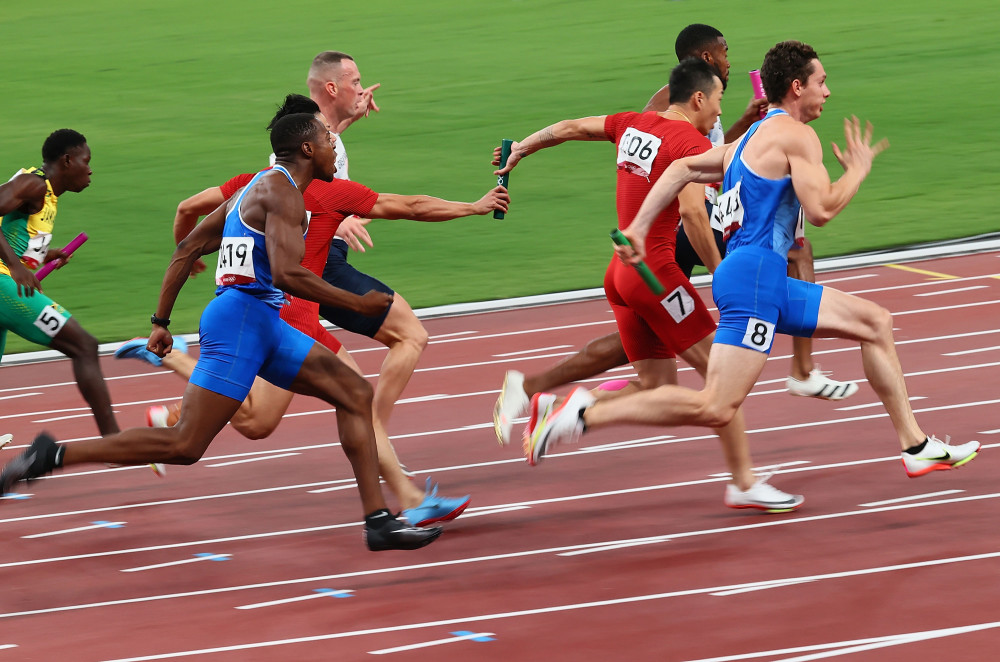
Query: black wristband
xmin=151 ymin=314 xmax=171 ymax=328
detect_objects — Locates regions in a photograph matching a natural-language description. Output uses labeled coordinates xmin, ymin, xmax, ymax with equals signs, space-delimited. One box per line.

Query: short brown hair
xmin=760 ymin=41 xmax=819 ymax=104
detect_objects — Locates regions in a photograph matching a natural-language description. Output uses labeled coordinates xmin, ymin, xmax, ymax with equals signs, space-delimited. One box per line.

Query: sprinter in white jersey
xmin=526 ymin=40 xmax=980 ymax=486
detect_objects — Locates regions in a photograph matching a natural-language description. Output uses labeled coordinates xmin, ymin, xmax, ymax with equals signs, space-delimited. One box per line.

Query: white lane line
xmin=0 ymin=392 xmax=41 ymax=401
xmin=816 ymin=273 xmax=878 ymax=284
xmin=681 ymin=622 xmax=1000 ymax=662
xmin=22 ymin=521 xmax=125 ymax=539
xmin=835 ymin=396 xmax=925 ymax=411
xmin=709 ymin=578 xmax=817 ymax=596
xmin=91 ymin=550 xmax=1000 ymax=662
xmin=236 ymin=589 xmax=354 ymax=610
xmin=845 ymin=273 xmax=998 ymax=296
xmin=5 ymin=491 xmax=999 ymax=621
xmin=456 ymin=506 xmax=530 ymax=518
xmin=121 ymin=553 xmax=231 ymax=573
xmin=0 ymin=645 xmax=17 ymax=650
xmin=34 ymin=412 xmax=121 ymax=423
xmin=944 ymin=345 xmax=1000 ymax=356
xmin=0 ymin=370 xmax=171 ymax=394
xmin=204 ymin=453 xmax=300 ymax=468
xmin=368 ymin=631 xmax=495 ymax=655
xmin=979 ymin=429 xmax=1000 ymax=434
xmin=558 ymin=538 xmax=669 ymax=556
xmin=428 ymin=331 xmax=476 ymax=339
xmin=2 ymin=397 xmax=180 ymax=421
xmin=493 ymin=345 xmax=572 ymax=357
xmin=914 ymin=285 xmax=989 ymax=297
xmin=859 ymin=490 xmax=964 ymax=507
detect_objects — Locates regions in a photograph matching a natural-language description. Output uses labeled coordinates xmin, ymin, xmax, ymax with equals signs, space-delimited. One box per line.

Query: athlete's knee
xmin=162 ymin=432 xmax=211 ymax=464
xmin=56 ymin=322 xmax=99 ymax=360
xmin=695 ymin=398 xmax=738 ymax=429
xmin=868 ymin=304 xmax=894 ymax=340
xmin=584 ymin=333 xmax=628 ymax=368
xmin=231 ymin=414 xmax=279 ymax=440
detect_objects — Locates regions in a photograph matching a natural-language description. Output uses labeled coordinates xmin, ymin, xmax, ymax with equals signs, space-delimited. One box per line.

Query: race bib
xmin=21 ymin=232 xmax=52 ymax=270
xmin=661 ymin=286 xmax=695 ymax=324
xmin=33 ymin=304 xmax=68 ymax=338
xmin=794 ymin=206 xmax=806 ymax=247
xmin=712 ymin=181 xmax=744 ymax=240
xmin=742 ymin=317 xmax=775 ymax=352
xmin=616 ymin=127 xmax=661 ymax=178
xmin=216 ymin=237 xmax=256 ymax=286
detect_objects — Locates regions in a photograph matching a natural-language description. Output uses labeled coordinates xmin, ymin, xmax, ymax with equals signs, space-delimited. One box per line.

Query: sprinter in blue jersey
xmin=0 ymin=114 xmax=442 ymax=551
xmin=527 ymin=40 xmax=980 ymax=486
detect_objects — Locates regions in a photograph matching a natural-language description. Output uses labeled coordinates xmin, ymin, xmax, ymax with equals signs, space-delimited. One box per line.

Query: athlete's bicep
xmin=558 ymin=116 xmax=609 ymax=141
xmin=181 ymin=203 xmax=226 ymax=256
xmin=681 ymin=144 xmax=728 ymax=184
xmin=788 ymin=130 xmax=834 ymax=224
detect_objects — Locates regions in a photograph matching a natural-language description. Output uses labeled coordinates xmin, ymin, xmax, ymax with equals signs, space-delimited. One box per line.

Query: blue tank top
xmin=214 ymin=165 xmax=300 ymax=309
xmin=722 ymin=109 xmax=802 ymax=258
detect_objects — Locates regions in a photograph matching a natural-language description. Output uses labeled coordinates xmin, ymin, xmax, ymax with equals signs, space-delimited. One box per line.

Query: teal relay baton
xmin=494 ymin=139 xmax=513 ymax=220
xmin=610 ymin=228 xmax=665 ymax=295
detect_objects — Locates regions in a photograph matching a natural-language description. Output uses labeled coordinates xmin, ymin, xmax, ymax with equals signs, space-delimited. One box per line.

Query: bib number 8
xmin=741 ymin=317 xmax=775 ymax=352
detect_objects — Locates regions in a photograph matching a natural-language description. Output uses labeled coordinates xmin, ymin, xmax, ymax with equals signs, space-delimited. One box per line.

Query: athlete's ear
xmin=701 ymin=50 xmax=714 ymax=66
xmin=326 ymin=80 xmax=338 ymax=99
xmin=691 ymin=90 xmax=705 ymax=111
xmin=301 ymin=140 xmax=315 ymax=159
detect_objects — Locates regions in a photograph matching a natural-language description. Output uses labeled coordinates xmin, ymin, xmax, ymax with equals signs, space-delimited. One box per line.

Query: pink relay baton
xmin=749 ymin=69 xmax=767 ymax=119
xmin=36 ymin=232 xmax=88 ymax=281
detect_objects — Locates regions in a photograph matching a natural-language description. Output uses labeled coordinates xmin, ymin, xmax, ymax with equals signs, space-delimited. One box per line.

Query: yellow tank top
xmin=0 ymin=168 xmax=58 ymax=277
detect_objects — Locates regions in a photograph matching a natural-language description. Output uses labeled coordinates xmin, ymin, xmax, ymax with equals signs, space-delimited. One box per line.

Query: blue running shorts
xmin=712 ymin=246 xmax=823 ymax=354
xmin=318 ymin=240 xmax=395 ymax=338
xmin=190 ymin=289 xmax=314 ymax=401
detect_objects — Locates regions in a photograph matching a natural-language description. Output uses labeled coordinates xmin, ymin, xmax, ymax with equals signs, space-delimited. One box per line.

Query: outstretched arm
xmin=493 ymin=116 xmax=608 ymax=175
xmin=618 ymin=144 xmax=729 ymax=262
xmin=369 ymin=186 xmax=509 ymax=221
xmin=266 ymin=190 xmax=392 ymax=317
xmin=789 ymin=117 xmax=887 ymax=226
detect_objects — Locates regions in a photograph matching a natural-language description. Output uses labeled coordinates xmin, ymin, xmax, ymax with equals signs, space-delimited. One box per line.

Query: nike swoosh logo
xmin=923 ymin=451 xmax=951 ymax=461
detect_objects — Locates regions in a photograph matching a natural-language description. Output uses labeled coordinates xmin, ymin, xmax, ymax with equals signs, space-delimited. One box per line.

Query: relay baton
xmin=493 ymin=138 xmax=513 ymax=219
xmin=36 ymin=232 xmax=88 ymax=281
xmin=610 ymin=228 xmax=665 ymax=296
xmin=749 ymin=69 xmax=767 ymax=119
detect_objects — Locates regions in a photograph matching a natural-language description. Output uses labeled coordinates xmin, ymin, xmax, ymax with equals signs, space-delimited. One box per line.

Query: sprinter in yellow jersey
xmin=0 ymin=129 xmax=122 ymax=438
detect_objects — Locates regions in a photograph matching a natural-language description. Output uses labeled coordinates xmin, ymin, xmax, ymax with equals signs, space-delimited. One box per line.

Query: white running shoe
xmin=786 ymin=369 xmax=858 ymax=401
xmin=494 ymin=370 xmax=529 ymax=446
xmin=725 ymin=476 xmax=804 ymax=513
xmin=902 ymin=435 xmax=981 ymax=478
xmin=523 ymin=387 xmax=594 ymax=466
xmin=0 ymin=434 xmax=11 ymax=450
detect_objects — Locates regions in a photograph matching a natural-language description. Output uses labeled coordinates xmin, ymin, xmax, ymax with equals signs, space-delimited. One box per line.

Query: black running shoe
xmin=0 ymin=432 xmax=62 ymax=495
xmin=364 ymin=510 xmax=443 ymax=551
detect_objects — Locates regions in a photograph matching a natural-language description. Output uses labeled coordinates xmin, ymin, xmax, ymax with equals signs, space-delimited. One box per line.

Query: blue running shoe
xmin=114 ymin=336 xmax=187 ymax=367
xmin=401 ymin=478 xmax=470 ymax=527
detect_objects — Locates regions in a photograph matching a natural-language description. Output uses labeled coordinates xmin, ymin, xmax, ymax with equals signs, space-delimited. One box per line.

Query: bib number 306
xmin=216 ymin=237 xmax=256 ymax=286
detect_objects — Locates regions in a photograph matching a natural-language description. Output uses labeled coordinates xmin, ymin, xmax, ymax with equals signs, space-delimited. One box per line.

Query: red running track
xmin=1 ymin=252 xmax=999 ymax=661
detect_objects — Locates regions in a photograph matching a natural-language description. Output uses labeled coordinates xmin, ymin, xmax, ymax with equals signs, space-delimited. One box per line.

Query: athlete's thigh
xmin=243 ymin=376 xmax=295 ymax=425
xmin=605 ymin=260 xmax=673 ymax=362
xmin=191 ymin=292 xmax=273 ymax=402
xmin=372 ymin=292 xmax=423 ymax=346
xmin=812 ymin=285 xmax=887 ymax=343
xmin=626 ymin=259 xmax=715 ymax=355
xmin=774 ymin=277 xmax=823 ymax=338
xmin=288 ymin=341 xmax=370 ymax=404
xmin=712 ymin=247 xmax=786 ymax=354
xmin=0 ymin=275 xmax=71 ymax=347
xmin=319 ymin=242 xmax=394 ymax=338
xmin=703 ymin=342 xmax=769 ymax=410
